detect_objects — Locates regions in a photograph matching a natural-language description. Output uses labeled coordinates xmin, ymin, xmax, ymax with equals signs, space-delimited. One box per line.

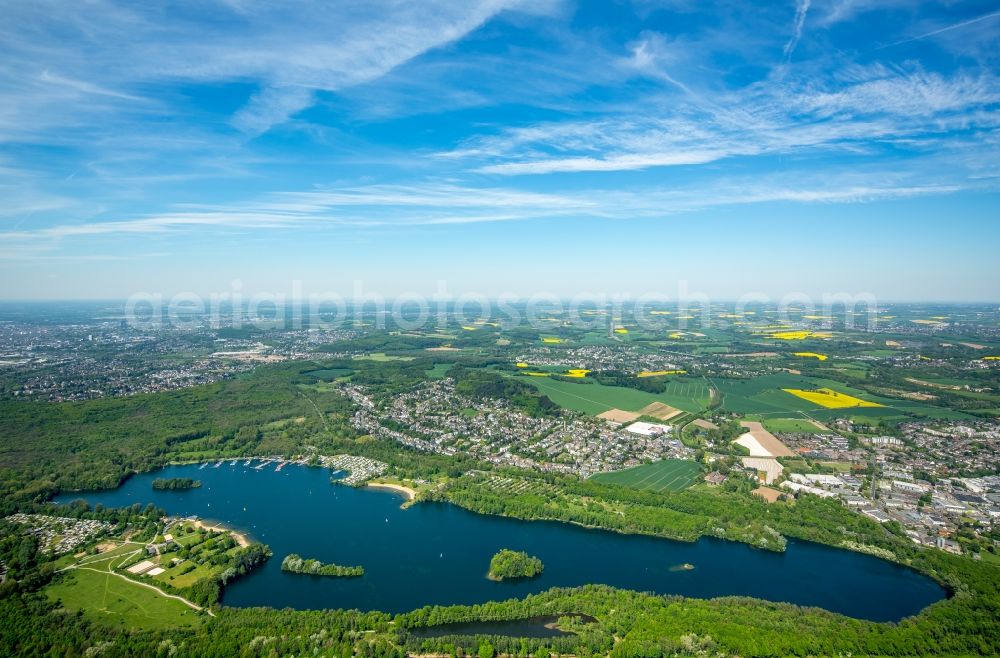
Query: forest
xmin=487 ymin=550 xmax=543 ymax=581
xmin=282 ymin=554 xmax=365 ymax=577
xmin=151 ymin=477 xmax=201 ymax=490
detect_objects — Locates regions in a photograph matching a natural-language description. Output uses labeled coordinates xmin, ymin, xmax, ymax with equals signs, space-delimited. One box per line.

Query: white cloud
xmin=0 ymin=0 xmax=554 ymax=136
xmin=0 ymin=169 xmax=975 ymax=246
xmin=445 ymin=61 xmax=999 ymax=176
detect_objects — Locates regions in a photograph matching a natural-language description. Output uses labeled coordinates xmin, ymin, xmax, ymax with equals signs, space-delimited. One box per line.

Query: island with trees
xmin=488 ymin=549 xmax=544 ymax=581
xmin=151 ymin=477 xmax=201 ymax=490
xmin=281 ymin=553 xmax=364 ymax=577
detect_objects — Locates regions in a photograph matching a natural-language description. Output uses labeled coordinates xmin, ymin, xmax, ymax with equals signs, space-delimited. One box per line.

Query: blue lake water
xmin=56 ymin=462 xmax=945 ymax=621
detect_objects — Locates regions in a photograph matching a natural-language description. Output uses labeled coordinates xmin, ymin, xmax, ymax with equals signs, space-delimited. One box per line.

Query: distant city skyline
xmin=1 ymin=1 xmax=998 ymax=300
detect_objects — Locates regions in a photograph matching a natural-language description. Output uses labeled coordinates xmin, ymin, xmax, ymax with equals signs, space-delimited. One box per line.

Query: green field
xmin=520 ymin=376 xmax=711 ymax=415
xmin=712 ymin=374 xmax=973 ymax=420
xmin=589 ymin=459 xmax=703 ymax=492
xmin=425 ymin=363 xmax=453 ymax=379
xmin=302 ymin=368 xmax=353 ymax=381
xmin=762 ymin=417 xmax=831 ymax=433
xmin=46 ymin=568 xmax=202 ymax=630
xmin=351 ymin=353 xmax=415 ymax=362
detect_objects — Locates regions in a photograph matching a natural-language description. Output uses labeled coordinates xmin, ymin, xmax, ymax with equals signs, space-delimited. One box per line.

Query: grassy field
xmin=589 ymin=459 xmax=703 ymax=492
xmin=46 ymin=567 xmax=202 ymax=630
xmin=520 ymin=376 xmax=711 ymax=415
xmin=762 ymin=417 xmax=831 ymax=433
xmin=302 ymin=368 xmax=353 ymax=381
xmin=425 ymin=363 xmax=453 ymax=379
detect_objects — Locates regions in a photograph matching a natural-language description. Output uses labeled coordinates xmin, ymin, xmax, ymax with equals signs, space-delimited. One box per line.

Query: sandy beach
xmin=192 ymin=519 xmax=251 ymax=547
xmin=367 ymin=482 xmax=416 ymax=501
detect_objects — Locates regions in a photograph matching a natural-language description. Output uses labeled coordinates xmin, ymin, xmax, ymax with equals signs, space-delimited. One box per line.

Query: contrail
xmin=784 ymin=0 xmax=812 ymax=58
xmin=876 ymin=9 xmax=1000 ymax=50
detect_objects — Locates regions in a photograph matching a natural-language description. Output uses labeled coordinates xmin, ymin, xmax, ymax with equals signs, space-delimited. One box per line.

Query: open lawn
xmin=46 ymin=567 xmax=202 ymax=631
xmin=590 ymin=459 xmax=702 ymax=493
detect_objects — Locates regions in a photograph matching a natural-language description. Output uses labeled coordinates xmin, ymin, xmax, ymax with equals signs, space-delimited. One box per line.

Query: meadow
xmin=589 ymin=459 xmax=703 ymax=492
xmin=46 ymin=559 xmax=202 ymax=630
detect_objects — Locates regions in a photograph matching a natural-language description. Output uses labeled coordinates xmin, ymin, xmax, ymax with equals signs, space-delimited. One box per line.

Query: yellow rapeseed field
xmin=783 ymin=388 xmax=885 ymax=409
xmin=524 ymin=371 xmax=551 ymax=377
xmin=564 ymin=369 xmax=590 ymax=378
xmin=984 ymin=356 xmax=1000 ymax=361
xmin=614 ymin=327 xmax=629 ymax=334
xmin=542 ymin=337 xmax=564 ymax=344
xmin=793 ymin=352 xmax=828 ymax=361
xmin=637 ymin=370 xmax=687 ymax=377
xmin=769 ymin=330 xmax=833 ymax=340
xmin=515 ymin=362 xmax=529 ymax=368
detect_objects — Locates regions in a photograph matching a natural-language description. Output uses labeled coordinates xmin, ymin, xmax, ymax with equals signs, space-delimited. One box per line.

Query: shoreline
xmin=367 ymin=482 xmax=417 ymax=501
xmin=191 ymin=519 xmax=251 ymax=548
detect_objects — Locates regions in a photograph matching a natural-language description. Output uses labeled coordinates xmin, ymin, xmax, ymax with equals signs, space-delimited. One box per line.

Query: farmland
xmin=711 ymin=374 xmax=974 ymax=421
xmin=783 ymin=388 xmax=886 ymax=409
xmin=521 ymin=375 xmax=712 ymax=415
xmin=762 ymin=417 xmax=831 ymax=434
xmin=589 ymin=459 xmax=703 ymax=492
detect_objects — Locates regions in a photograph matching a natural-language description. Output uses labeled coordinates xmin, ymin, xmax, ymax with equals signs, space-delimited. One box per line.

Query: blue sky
xmin=0 ymin=0 xmax=998 ymax=300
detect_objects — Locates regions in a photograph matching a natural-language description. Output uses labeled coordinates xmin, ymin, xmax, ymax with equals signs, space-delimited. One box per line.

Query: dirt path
xmin=299 ymin=390 xmax=331 ymax=432
xmin=60 ymin=548 xmax=213 ymax=616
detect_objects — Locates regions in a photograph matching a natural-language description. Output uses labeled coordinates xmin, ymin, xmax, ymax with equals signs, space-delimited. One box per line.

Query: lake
xmin=56 ymin=462 xmax=945 ymax=621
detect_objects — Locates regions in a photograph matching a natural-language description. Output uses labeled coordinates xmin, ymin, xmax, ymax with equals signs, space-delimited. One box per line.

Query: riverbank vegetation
xmin=152 ymin=477 xmax=201 ymax=490
xmin=487 ymin=550 xmax=543 ymax=581
xmin=282 ymin=554 xmax=364 ymax=577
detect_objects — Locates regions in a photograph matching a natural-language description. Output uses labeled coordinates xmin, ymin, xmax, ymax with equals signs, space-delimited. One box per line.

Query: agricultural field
xmin=589 ymin=459 xmax=703 ymax=493
xmin=712 ymin=374 xmax=974 ymax=421
xmin=521 ymin=375 xmax=711 ymax=415
xmin=782 ymin=388 xmax=885 ymax=409
xmin=761 ymin=417 xmax=831 ymax=434
xmin=711 ymin=374 xmax=825 ymax=415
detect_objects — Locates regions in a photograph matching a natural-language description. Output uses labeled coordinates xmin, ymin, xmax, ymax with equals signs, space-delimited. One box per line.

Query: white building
xmin=624 ymin=421 xmax=672 ymax=437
